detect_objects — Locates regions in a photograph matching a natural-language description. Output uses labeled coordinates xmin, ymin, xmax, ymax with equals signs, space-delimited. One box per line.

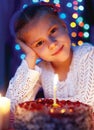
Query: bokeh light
xmin=83 ymin=32 xmax=89 ymax=38
xmin=78 ymin=22 xmax=84 ymax=27
xmin=20 ymin=54 xmax=26 ymax=60
xmin=71 ymin=32 xmax=77 ymax=37
xmin=53 ymin=0 xmax=60 ymax=4
xmin=72 ymin=13 xmax=78 ymax=19
xmin=83 ymin=24 xmax=90 ymax=30
xmin=43 ymin=0 xmax=50 ymax=2
xmin=78 ymin=40 xmax=84 ymax=46
xmin=66 ymin=2 xmax=72 ymax=8
xmin=15 ymin=44 xmax=21 ymax=51
xmin=78 ymin=32 xmax=83 ymax=37
xmin=59 ymin=13 xmax=67 ymax=19
xmin=23 ymin=4 xmax=28 ymax=9
xmin=73 ymin=1 xmax=78 ymax=5
xmin=70 ymin=22 xmax=76 ymax=28
xmin=78 ymin=5 xmax=84 ymax=11
xmin=32 ymin=0 xmax=39 ymax=3
xmin=77 ymin=0 xmax=83 ymax=3
xmin=76 ymin=17 xmax=83 ymax=24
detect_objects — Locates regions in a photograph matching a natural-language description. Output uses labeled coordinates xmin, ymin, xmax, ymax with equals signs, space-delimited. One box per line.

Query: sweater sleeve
xmin=6 ymin=60 xmax=41 ymax=111
xmin=71 ymin=44 xmax=94 ymax=110
xmin=78 ymin=45 xmax=94 ymax=106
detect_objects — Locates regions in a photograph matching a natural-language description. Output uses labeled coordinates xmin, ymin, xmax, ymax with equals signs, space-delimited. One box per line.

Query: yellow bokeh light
xmin=44 ymin=0 xmax=50 ymax=2
xmin=78 ymin=40 xmax=84 ymax=46
xmin=72 ymin=43 xmax=76 ymax=46
xmin=70 ymin=22 xmax=76 ymax=28
xmin=72 ymin=13 xmax=78 ymax=19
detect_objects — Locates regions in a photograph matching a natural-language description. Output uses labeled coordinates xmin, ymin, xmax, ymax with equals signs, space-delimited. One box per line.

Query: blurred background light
xmin=77 ymin=0 xmax=83 ymax=2
xmin=32 ymin=0 xmax=39 ymax=3
xmin=15 ymin=44 xmax=21 ymax=51
xmin=73 ymin=1 xmax=78 ymax=5
xmin=20 ymin=54 xmax=26 ymax=60
xmin=70 ymin=22 xmax=76 ymax=28
xmin=83 ymin=32 xmax=89 ymax=38
xmin=72 ymin=43 xmax=76 ymax=46
xmin=76 ymin=16 xmax=83 ymax=23
xmin=78 ymin=5 xmax=84 ymax=11
xmin=23 ymin=4 xmax=28 ymax=9
xmin=78 ymin=22 xmax=84 ymax=27
xmin=78 ymin=32 xmax=83 ymax=37
xmin=72 ymin=12 xmax=78 ymax=19
xmin=53 ymin=0 xmax=60 ymax=4
xmin=66 ymin=2 xmax=72 ymax=8
xmin=73 ymin=6 xmax=78 ymax=11
xmin=43 ymin=0 xmax=50 ymax=2
xmin=71 ymin=32 xmax=77 ymax=37
xmin=59 ymin=13 xmax=67 ymax=19
xmin=78 ymin=40 xmax=84 ymax=46
xmin=83 ymin=24 xmax=90 ymax=30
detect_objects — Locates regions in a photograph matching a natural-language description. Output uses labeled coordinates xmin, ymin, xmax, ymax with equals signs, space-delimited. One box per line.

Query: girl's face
xmin=18 ymin=13 xmax=71 ymax=63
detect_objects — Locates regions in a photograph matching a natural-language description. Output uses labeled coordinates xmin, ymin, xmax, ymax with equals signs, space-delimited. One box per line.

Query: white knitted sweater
xmin=6 ymin=43 xmax=94 ymax=111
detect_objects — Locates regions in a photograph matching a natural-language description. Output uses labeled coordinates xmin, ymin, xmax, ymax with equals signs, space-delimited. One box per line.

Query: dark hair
xmin=10 ymin=2 xmax=60 ymax=38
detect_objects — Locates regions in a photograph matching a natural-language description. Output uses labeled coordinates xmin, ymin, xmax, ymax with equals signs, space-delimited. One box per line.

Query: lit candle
xmin=0 ymin=94 xmax=10 ymax=130
xmin=53 ymin=74 xmax=58 ymax=106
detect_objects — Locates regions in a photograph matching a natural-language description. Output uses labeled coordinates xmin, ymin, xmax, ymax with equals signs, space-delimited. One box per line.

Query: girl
xmin=6 ymin=2 xmax=94 ymax=111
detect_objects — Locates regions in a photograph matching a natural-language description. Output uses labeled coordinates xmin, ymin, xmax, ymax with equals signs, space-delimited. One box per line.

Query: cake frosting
xmin=14 ymin=98 xmax=94 ymax=130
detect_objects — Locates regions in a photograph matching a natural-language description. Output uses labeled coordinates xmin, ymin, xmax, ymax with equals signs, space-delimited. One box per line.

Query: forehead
xmin=18 ymin=13 xmax=61 ymax=43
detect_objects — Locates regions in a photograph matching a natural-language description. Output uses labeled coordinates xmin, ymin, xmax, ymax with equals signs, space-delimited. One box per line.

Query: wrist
xmin=25 ymin=56 xmax=37 ymax=69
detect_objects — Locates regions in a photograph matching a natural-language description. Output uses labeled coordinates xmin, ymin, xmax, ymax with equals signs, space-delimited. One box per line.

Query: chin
xmin=56 ymin=53 xmax=70 ymax=62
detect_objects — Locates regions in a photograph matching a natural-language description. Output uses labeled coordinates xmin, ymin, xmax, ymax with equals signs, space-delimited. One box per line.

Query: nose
xmin=47 ymin=37 xmax=57 ymax=50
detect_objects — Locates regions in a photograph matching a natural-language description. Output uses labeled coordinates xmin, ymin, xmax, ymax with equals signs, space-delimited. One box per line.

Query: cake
xmin=14 ymin=98 xmax=94 ymax=130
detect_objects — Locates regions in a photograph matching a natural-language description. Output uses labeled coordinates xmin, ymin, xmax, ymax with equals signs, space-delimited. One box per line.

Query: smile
xmin=52 ymin=45 xmax=64 ymax=56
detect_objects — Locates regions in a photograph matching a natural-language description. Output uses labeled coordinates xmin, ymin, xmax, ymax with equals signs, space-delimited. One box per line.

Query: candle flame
xmin=54 ymin=74 xmax=58 ymax=85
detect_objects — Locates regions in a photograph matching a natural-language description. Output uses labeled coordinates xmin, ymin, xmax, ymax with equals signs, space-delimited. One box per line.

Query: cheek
xmin=34 ymin=48 xmax=48 ymax=58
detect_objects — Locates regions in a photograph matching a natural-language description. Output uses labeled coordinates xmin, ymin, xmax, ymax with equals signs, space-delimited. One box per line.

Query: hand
xmin=16 ymin=39 xmax=38 ymax=69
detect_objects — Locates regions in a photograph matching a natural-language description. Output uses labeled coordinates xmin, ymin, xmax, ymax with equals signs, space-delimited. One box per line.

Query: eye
xmin=35 ymin=40 xmax=44 ymax=47
xmin=50 ymin=27 xmax=57 ymax=34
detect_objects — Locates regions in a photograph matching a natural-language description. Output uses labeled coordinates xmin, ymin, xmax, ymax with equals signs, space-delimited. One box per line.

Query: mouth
xmin=52 ymin=45 xmax=64 ymax=56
